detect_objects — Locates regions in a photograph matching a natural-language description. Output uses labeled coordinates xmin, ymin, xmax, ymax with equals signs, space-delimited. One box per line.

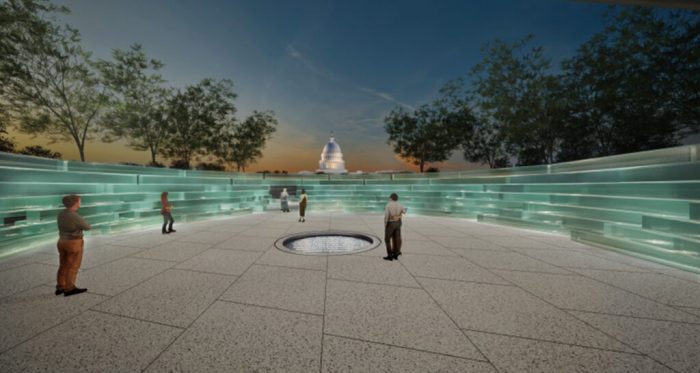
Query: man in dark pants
xmin=56 ymin=195 xmax=91 ymax=296
xmin=383 ymin=193 xmax=406 ymax=261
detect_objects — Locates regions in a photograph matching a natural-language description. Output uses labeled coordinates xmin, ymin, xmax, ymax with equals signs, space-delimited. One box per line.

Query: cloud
xmin=359 ymin=87 xmax=415 ymax=111
xmin=286 ymin=44 xmax=415 ymax=111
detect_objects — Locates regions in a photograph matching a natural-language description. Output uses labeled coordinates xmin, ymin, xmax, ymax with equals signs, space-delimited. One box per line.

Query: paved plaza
xmin=1 ymin=212 xmax=699 ymax=372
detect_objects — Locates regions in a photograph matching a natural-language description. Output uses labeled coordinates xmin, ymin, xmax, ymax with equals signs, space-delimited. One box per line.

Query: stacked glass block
xmin=0 ymin=153 xmax=271 ymax=257
xmin=2 ymin=145 xmax=699 ymax=273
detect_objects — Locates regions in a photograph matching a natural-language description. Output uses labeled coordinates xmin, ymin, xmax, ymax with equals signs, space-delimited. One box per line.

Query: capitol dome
xmin=317 ymin=135 xmax=348 ymax=174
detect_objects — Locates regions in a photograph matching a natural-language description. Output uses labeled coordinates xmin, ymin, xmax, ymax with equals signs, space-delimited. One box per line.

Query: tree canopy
xmin=219 ymin=110 xmax=278 ymax=172
xmin=160 ymin=79 xmax=237 ymax=169
xmin=97 ymin=44 xmax=170 ymax=165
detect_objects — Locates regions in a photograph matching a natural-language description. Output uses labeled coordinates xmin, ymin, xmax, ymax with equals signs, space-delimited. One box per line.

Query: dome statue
xmin=317 ymin=134 xmax=348 ymax=174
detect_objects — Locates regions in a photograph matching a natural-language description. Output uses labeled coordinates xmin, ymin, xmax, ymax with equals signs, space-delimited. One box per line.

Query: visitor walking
xmin=161 ymin=191 xmax=176 ymax=234
xmin=280 ymin=188 xmax=290 ymax=212
xmin=56 ymin=195 xmax=91 ymax=296
xmin=298 ymin=189 xmax=308 ymax=222
xmin=383 ymin=193 xmax=406 ymax=261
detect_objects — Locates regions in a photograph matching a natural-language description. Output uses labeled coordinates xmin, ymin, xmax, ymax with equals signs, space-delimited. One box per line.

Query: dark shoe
xmin=168 ymin=229 xmax=177 ymax=233
xmin=394 ymin=252 xmax=402 ymax=259
xmin=383 ymin=256 xmax=394 ymax=261
xmin=64 ymin=288 xmax=87 ymax=297
xmin=55 ymin=288 xmax=64 ymax=296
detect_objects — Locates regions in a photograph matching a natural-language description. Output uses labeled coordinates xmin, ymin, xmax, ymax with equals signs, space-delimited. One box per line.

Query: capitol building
xmin=316 ymin=134 xmax=348 ymax=174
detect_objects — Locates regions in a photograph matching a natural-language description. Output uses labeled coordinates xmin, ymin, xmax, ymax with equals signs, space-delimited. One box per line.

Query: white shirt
xmin=384 ymin=200 xmax=405 ymax=224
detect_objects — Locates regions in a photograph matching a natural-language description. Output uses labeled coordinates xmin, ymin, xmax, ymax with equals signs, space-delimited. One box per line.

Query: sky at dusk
xmin=10 ymin=0 xmax=616 ymax=172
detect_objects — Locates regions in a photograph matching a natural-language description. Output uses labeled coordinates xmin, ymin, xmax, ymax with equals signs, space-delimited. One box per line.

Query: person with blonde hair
xmin=55 ymin=195 xmax=91 ymax=296
xmin=161 ymin=191 xmax=176 ymax=234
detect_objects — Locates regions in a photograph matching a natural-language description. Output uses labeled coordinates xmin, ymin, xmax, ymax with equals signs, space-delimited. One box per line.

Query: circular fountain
xmin=275 ymin=231 xmax=381 ymax=255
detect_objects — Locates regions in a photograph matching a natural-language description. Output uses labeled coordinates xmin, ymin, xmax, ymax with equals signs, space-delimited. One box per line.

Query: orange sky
xmin=8 ymin=126 xmax=483 ymax=173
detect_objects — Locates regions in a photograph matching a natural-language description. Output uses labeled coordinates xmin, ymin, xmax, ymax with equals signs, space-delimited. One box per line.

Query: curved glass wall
xmin=1 ymin=144 xmax=699 ymax=272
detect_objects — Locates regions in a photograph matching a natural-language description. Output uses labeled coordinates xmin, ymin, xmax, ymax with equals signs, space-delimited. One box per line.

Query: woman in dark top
xmin=298 ymin=189 xmax=307 ymax=222
xmin=161 ymin=192 xmax=176 ymax=234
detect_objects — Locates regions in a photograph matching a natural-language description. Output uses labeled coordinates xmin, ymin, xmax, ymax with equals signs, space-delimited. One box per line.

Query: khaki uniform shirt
xmin=384 ymin=201 xmax=406 ymax=224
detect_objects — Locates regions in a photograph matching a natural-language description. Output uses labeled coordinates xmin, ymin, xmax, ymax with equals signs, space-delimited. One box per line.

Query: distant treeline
xmin=385 ymin=7 xmax=700 ymax=171
xmin=0 ymin=0 xmax=277 ymax=171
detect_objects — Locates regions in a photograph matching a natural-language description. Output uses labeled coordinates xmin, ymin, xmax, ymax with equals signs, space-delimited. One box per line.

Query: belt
xmin=59 ymin=236 xmax=83 ymax=241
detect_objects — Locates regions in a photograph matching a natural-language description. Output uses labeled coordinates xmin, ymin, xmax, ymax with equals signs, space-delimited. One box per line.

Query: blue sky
xmin=16 ymin=0 xmax=614 ymax=171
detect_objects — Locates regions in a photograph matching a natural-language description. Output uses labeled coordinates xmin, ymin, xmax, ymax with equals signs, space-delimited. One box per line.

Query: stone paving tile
xmin=578 ymin=247 xmax=676 ymax=270
xmin=37 ymin=244 xmax=144 ymax=270
xmin=494 ymin=270 xmax=700 ymax=323
xmin=453 ymin=248 xmax=574 ymax=274
xmin=676 ymin=306 xmax=700 ymax=318
xmin=418 ymin=277 xmax=632 ymax=352
xmin=133 ymin=241 xmax=212 ymax=262
xmin=0 ymin=286 xmax=107 ymax=353
xmin=659 ymin=268 xmax=700 ymax=285
xmin=112 ymin=232 xmax=179 ymax=248
xmin=429 ymin=236 xmax=510 ymax=251
xmin=256 ymin=247 xmax=328 ymax=271
xmin=396 ymin=239 xmax=459 ymax=256
xmin=465 ymin=331 xmax=672 ymax=373
xmin=179 ymin=231 xmax=236 ymax=245
xmin=215 ymin=235 xmax=277 ymax=251
xmin=324 ymin=279 xmax=484 ymax=360
xmin=196 ymin=221 xmax=251 ymax=234
xmin=175 ymin=249 xmax=262 ymax=276
xmin=400 ymin=255 xmax=510 ymax=285
xmin=328 ymin=255 xmax=420 ymax=288
xmin=321 ymin=335 xmax=496 ymax=373
xmin=512 ymin=248 xmax=652 ymax=272
xmin=238 ymin=227 xmax=289 ymax=238
xmin=569 ymin=268 xmax=700 ymax=308
xmin=77 ymin=257 xmax=174 ymax=296
xmin=286 ymin=225 xmax=331 ymax=234
xmin=145 ymin=301 xmax=322 ymax=373
xmin=571 ymin=311 xmax=700 ymax=373
xmin=0 ymin=252 xmax=55 ymax=272
xmin=94 ymin=269 xmax=235 ymax=328
xmin=3 ymin=212 xmax=698 ymax=372
xmin=221 ymin=264 xmax=325 ymax=315
xmin=480 ymin=236 xmax=561 ymax=249
xmin=0 ymin=263 xmax=56 ymax=299
xmin=0 ymin=310 xmax=181 ymax=373
xmin=414 ymin=228 xmax=471 ymax=238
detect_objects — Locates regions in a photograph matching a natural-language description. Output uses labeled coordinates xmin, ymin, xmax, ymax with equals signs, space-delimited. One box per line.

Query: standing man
xmin=298 ymin=189 xmax=308 ymax=222
xmin=161 ymin=191 xmax=176 ymax=234
xmin=384 ymin=193 xmax=406 ymax=261
xmin=280 ymin=188 xmax=290 ymax=213
xmin=56 ymin=195 xmax=91 ymax=296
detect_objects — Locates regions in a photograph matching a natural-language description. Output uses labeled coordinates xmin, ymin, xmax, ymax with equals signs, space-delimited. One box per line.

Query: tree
xmin=219 ymin=110 xmax=277 ymax=172
xmin=384 ymin=88 xmax=473 ymax=173
xmin=97 ymin=44 xmax=171 ymax=165
xmin=470 ymin=36 xmax=566 ymax=166
xmin=0 ymin=1 xmax=108 ymax=161
xmin=19 ymin=144 xmax=61 ymax=158
xmin=160 ymin=79 xmax=237 ymax=169
xmin=561 ymin=7 xmax=700 ymax=159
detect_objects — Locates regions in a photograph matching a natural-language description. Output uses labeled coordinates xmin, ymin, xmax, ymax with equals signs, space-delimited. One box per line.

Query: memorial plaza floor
xmin=1 ymin=212 xmax=699 ymax=372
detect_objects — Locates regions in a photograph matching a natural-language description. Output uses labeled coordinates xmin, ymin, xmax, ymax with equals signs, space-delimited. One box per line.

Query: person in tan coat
xmin=55 ymin=195 xmax=91 ymax=296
